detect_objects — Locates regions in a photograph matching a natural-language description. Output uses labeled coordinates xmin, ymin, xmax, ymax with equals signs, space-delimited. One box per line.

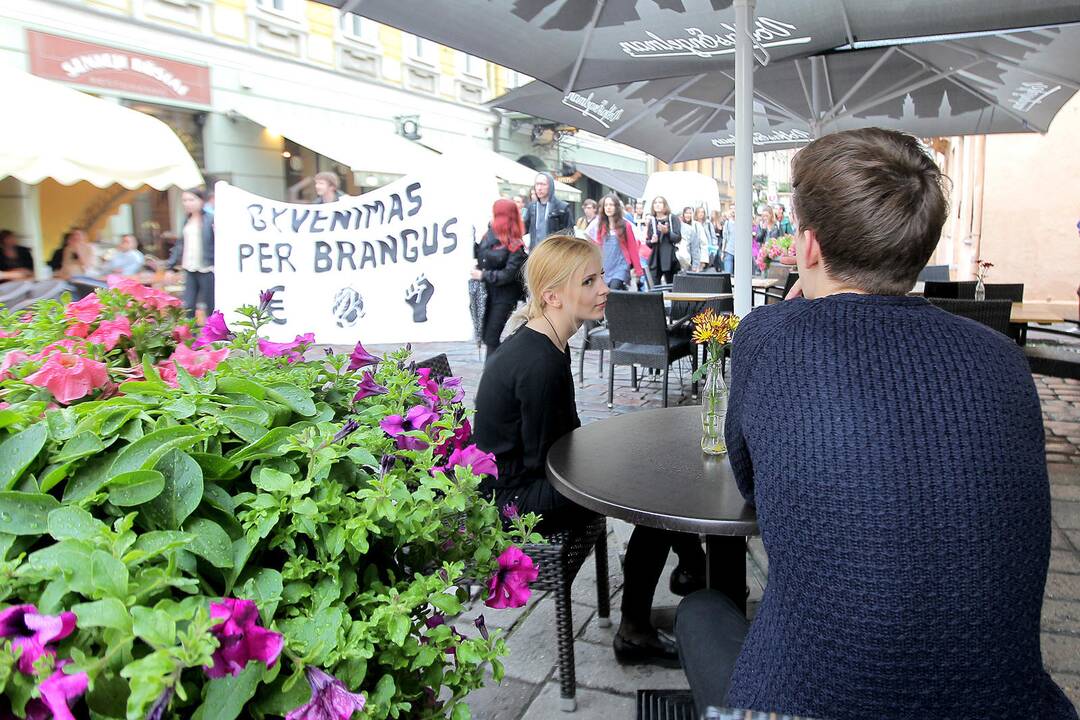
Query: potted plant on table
xmin=690 ymin=309 xmax=740 ymax=455
xmin=755 ymin=234 xmax=796 ymax=274
xmin=0 ymin=279 xmax=540 ymax=720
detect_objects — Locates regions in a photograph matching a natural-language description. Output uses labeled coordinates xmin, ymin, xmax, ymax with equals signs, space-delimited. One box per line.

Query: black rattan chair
xmin=982 ymin=284 xmax=1025 ymax=343
xmin=525 ymin=515 xmax=610 ymax=711
xmin=928 ymin=298 xmax=1013 ymax=336
xmin=923 ymin=280 xmax=977 ymax=299
xmin=763 ymin=270 xmax=799 ymax=305
xmin=671 ymin=272 xmax=733 ymax=319
xmin=605 ymin=291 xmax=696 ymax=408
xmin=415 ymin=353 xmax=452 ymax=381
xmin=917 ymin=264 xmax=950 ymax=282
xmin=575 ymin=319 xmax=611 ymax=387
xmin=427 ymin=353 xmax=610 ymax=711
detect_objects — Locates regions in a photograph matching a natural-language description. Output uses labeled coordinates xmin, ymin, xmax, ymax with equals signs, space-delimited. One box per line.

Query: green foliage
xmin=0 ymin=290 xmax=540 ymax=719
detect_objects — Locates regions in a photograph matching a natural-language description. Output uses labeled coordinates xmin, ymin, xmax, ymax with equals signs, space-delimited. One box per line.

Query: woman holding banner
xmin=470 ymin=198 xmax=527 ymax=362
xmin=169 ymin=188 xmax=216 ymax=319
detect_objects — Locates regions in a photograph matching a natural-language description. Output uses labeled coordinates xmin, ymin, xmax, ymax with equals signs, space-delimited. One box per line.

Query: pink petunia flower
xmin=258 ymin=333 xmax=315 ymax=363
xmin=168 ymin=343 xmax=229 ymax=379
xmin=352 ymin=371 xmax=388 ymax=402
xmin=204 ymin=598 xmax=283 ymax=679
xmin=347 ymin=341 xmax=378 ymax=371
xmin=0 ymin=604 xmax=78 ymax=675
xmin=0 ymin=350 xmax=29 ymax=381
xmin=380 ymin=405 xmax=441 ymax=451
xmin=446 ymin=444 xmax=498 ymax=479
xmin=107 ymin=275 xmax=182 ymax=310
xmin=0 ymin=329 xmax=17 ymax=338
xmin=484 ymin=547 xmax=538 ymax=609
xmin=416 ymin=368 xmax=441 ymax=406
xmin=23 ymin=660 xmax=88 ymax=720
xmin=65 ymin=322 xmax=90 ymax=339
xmin=24 ymin=353 xmax=109 ymax=405
xmin=194 ymin=310 xmax=231 ymax=348
xmin=33 ymin=340 xmax=81 ymax=360
xmin=173 ymin=325 xmax=193 ymax=342
xmin=64 ymin=294 xmax=102 ymax=324
xmin=156 ymin=361 xmax=178 ymax=388
xmin=285 ymin=667 xmax=366 ymax=720
xmin=87 ymin=317 xmax=132 ymax=351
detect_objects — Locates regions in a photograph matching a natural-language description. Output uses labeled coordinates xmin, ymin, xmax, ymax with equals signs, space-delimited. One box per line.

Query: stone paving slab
xmin=363 ymin=341 xmax=1080 ymax=717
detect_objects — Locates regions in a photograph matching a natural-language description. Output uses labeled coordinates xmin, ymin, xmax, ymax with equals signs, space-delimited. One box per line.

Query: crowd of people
xmin=468 ymin=170 xmax=803 ymax=366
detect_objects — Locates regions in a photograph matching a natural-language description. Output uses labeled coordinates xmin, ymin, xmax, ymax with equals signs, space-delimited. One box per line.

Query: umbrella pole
xmin=734 ymin=0 xmax=756 ymax=318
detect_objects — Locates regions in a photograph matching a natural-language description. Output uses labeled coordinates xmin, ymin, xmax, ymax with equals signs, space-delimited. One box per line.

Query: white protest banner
xmin=214 ymin=165 xmax=493 ymax=345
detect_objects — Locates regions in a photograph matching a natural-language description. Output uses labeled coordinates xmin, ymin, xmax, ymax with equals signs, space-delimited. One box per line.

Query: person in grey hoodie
xmin=522 ymin=172 xmax=575 ymax=248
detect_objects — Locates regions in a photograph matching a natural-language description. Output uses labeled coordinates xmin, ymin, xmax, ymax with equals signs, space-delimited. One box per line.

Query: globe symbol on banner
xmin=332 ymin=287 xmax=365 ymax=327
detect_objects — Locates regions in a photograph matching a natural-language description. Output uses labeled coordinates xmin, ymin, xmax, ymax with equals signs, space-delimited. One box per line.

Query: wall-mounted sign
xmin=27 ymin=30 xmax=211 ymax=106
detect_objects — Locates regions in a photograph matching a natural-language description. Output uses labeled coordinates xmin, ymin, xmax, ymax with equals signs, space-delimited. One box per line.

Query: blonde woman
xmin=474 ymin=235 xmax=705 ymax=668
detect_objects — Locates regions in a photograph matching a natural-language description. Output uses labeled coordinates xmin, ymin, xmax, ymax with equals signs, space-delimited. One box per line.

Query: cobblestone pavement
xmin=364 ymin=333 xmax=1080 ymax=718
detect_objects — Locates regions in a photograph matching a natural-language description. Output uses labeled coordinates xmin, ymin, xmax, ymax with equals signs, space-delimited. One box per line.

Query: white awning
xmin=0 ymin=65 xmax=203 ymax=190
xmin=421 ymin=135 xmax=581 ymax=202
xmin=227 ymin=94 xmax=440 ymax=178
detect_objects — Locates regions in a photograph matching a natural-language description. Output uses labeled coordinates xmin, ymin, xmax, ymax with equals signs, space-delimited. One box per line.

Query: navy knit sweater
xmin=724 ymin=294 xmax=1075 ymax=720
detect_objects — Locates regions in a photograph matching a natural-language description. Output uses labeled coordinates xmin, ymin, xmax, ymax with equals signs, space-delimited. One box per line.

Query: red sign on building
xmin=27 ymin=30 xmax=212 ymax=106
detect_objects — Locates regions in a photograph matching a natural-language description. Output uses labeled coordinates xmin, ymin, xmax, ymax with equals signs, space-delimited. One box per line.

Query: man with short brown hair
xmin=675 ymin=128 xmax=1076 ymax=720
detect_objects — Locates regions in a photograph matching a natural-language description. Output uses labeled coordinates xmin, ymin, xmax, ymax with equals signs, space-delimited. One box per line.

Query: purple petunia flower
xmin=485 ymin=546 xmax=539 ymax=610
xmin=474 ymin=614 xmax=489 ymax=641
xmin=416 ymin=368 xmax=441 ymax=406
xmin=258 ymin=288 xmax=276 ymax=311
xmin=0 ymin=604 xmax=77 ymax=675
xmin=145 ymin=686 xmax=175 ymax=720
xmin=348 ymin=341 xmax=379 ymax=371
xmin=194 ymin=310 xmax=232 ymax=348
xmin=501 ymin=503 xmax=519 ymax=520
xmin=258 ymin=333 xmax=316 ymax=363
xmin=442 ymin=376 xmax=465 ymax=403
xmin=285 ymin=667 xmax=366 ymax=720
xmin=352 ymin=372 xmax=388 ymax=403
xmin=332 ymin=419 xmax=360 ymax=444
xmin=204 ymin=598 xmax=283 ymax=679
xmin=405 ymin=404 xmax=439 ymax=431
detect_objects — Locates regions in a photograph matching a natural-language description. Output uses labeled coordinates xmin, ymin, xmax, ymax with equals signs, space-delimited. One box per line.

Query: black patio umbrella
xmin=491 ymin=22 xmax=1080 ymax=163
xmin=323 ymin=0 xmax=1079 ymax=92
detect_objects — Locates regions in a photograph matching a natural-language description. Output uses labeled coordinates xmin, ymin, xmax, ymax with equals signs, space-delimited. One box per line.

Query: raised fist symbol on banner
xmin=404 ymin=274 xmax=435 ymax=323
xmin=332 ymin=286 xmax=365 ymax=328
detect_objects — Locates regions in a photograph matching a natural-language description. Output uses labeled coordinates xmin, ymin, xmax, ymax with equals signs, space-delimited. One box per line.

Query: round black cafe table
xmin=546 ymin=405 xmax=758 ymax=613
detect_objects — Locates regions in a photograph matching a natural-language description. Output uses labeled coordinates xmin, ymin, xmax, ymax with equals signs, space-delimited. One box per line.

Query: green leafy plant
xmin=0 ymin=281 xmax=540 ymax=720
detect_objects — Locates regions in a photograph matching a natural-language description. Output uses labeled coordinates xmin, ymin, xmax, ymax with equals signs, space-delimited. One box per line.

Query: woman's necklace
xmin=541 ymin=312 xmax=563 ymax=348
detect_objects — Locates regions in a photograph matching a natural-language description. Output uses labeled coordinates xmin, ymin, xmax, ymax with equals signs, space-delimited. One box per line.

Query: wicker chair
xmin=575 ymin=320 xmax=611 ymax=386
xmin=415 ymin=353 xmax=452 ymax=381
xmin=982 ymin=284 xmax=1025 ymax=344
xmin=928 ymin=298 xmax=1013 ymax=336
xmin=525 ymin=515 xmax=610 ymax=711
xmin=419 ymin=353 xmax=611 ymax=711
xmin=670 ymin=272 xmax=733 ymax=320
xmin=923 ymin=280 xmax=977 ymax=299
xmin=605 ymin=291 xmax=696 ymax=408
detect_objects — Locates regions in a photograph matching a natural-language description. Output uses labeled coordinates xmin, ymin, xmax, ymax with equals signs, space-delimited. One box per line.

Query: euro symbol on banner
xmin=266 ymin=285 xmax=286 ymax=325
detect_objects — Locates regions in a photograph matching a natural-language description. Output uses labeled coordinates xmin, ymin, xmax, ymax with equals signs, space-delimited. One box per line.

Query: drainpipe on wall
xmin=490 ymin=110 xmax=502 ymax=154
xmin=968 ymin=135 xmax=986 ymax=274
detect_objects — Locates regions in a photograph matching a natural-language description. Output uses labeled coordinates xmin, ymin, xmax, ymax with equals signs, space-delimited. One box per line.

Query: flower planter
xmin=0 ymin=284 xmax=539 ymax=720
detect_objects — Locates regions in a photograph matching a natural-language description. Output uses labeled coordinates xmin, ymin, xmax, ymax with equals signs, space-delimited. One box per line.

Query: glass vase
xmin=700 ymin=360 xmax=728 ymax=455
xmin=974 ymin=276 xmax=986 ymax=301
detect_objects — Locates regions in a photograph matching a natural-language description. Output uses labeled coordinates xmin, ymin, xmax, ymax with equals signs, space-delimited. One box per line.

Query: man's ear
xmin=797 ymin=228 xmax=822 ymax=269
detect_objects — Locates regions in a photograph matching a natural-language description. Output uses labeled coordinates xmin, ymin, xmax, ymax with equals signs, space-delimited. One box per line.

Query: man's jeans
xmin=675 ymin=590 xmax=750 ymax=715
xmin=722 ymin=253 xmax=735 ymax=274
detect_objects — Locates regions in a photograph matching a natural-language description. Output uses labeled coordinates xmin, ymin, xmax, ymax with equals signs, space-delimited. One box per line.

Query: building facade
xmin=0 ymin=0 xmax=646 ymax=266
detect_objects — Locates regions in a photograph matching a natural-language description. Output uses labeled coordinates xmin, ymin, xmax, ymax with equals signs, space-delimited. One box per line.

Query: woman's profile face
xmin=182 ymin=192 xmax=203 ymax=214
xmin=560 ymin=258 xmax=609 ymax=322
